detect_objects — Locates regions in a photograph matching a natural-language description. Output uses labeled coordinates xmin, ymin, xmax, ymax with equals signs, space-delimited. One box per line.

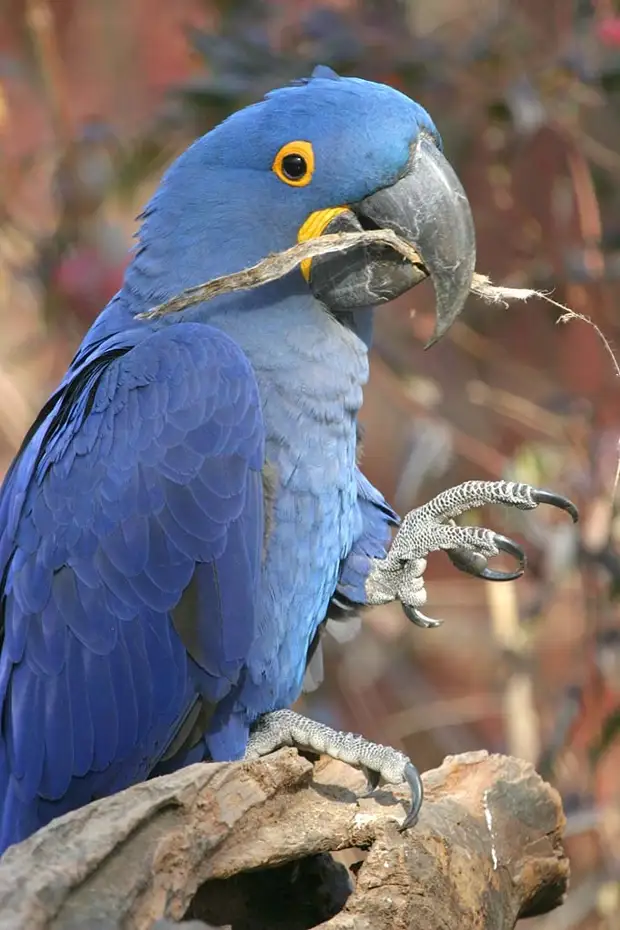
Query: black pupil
xmin=282 ymin=153 xmax=307 ymax=180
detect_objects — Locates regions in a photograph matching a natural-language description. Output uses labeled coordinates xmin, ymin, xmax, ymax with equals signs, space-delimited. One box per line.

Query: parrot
xmin=0 ymin=66 xmax=578 ymax=854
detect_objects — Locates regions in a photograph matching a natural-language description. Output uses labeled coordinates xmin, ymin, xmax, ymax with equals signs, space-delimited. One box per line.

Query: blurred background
xmin=2 ymin=0 xmax=620 ymax=925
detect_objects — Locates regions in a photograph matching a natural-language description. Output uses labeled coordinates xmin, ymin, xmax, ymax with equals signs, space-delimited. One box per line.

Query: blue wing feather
xmin=303 ymin=469 xmax=399 ymax=694
xmin=335 ymin=469 xmax=398 ymax=604
xmin=0 ymin=321 xmax=265 ymax=851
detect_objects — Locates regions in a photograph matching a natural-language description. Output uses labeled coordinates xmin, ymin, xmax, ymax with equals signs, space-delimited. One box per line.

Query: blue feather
xmin=335 ymin=470 xmax=398 ymax=605
xmin=40 ymin=665 xmax=73 ymax=800
xmin=85 ymin=648 xmax=119 ymax=772
xmin=0 ymin=323 xmax=265 ymax=851
xmin=6 ymin=662 xmax=44 ymax=788
xmin=24 ymin=597 xmax=67 ymax=677
xmin=66 ymin=634 xmax=95 ymax=777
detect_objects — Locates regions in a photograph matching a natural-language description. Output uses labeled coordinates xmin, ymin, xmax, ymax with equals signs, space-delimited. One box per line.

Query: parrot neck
xmin=208 ymin=291 xmax=370 ymax=430
xmin=122 ymin=168 xmax=309 ymax=311
xmin=113 ymin=186 xmax=371 ymax=445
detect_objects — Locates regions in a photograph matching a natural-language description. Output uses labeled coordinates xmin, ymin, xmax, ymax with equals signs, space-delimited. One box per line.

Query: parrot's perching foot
xmin=245 ymin=708 xmax=423 ymax=830
xmin=365 ymin=480 xmax=578 ymax=629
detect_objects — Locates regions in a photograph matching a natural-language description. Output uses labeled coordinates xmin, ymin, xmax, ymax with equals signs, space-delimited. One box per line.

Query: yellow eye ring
xmin=272 ymin=141 xmax=315 ymax=187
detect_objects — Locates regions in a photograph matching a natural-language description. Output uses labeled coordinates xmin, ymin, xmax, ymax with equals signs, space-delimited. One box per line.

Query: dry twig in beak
xmin=138 ymin=228 xmax=541 ymax=321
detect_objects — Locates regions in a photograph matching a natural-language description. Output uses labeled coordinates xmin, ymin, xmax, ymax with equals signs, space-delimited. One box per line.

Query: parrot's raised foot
xmin=365 ymin=479 xmax=578 ymax=629
xmin=245 ymin=708 xmax=422 ymax=830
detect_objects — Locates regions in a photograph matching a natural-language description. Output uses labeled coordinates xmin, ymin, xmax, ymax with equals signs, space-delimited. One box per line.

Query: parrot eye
xmin=273 ymin=140 xmax=315 ymax=187
xmin=282 ymin=154 xmax=306 ymax=180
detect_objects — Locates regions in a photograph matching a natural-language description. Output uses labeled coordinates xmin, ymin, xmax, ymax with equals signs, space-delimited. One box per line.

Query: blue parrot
xmin=0 ymin=67 xmax=577 ymax=853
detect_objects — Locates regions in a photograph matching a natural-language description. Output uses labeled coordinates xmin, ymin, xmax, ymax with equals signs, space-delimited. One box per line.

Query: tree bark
xmin=0 ymin=749 xmax=569 ymax=930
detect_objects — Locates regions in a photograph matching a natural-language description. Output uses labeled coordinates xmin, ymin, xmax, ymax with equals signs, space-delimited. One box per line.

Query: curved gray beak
xmin=309 ymin=134 xmax=476 ymax=347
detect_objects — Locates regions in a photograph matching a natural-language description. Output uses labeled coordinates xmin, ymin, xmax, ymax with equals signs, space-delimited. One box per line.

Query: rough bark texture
xmin=0 ymin=749 xmax=569 ymax=930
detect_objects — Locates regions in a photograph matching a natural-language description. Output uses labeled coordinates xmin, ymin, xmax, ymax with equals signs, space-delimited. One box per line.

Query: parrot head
xmin=135 ymin=66 xmax=475 ymax=345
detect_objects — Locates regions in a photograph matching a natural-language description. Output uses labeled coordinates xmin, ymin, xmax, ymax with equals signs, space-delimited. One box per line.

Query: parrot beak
xmin=307 ymin=134 xmax=476 ymax=347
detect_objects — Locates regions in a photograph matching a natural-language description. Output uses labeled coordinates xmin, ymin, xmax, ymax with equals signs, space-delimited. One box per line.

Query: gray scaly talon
xmin=245 ymin=709 xmax=423 ymax=829
xmin=365 ymin=479 xmax=579 ymax=626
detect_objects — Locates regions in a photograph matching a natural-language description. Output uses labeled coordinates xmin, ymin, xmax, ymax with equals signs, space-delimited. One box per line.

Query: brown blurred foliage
xmin=2 ymin=0 xmax=620 ymax=924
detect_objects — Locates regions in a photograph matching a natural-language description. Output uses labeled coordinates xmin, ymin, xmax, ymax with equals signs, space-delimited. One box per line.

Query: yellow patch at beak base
xmin=297 ymin=207 xmax=350 ymax=280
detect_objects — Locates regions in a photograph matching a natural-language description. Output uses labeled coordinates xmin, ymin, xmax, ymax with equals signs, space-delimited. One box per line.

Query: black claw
xmin=448 ymin=548 xmax=489 ymax=578
xmin=398 ymin=762 xmax=424 ymax=831
xmin=477 ymin=533 xmax=526 ymax=582
xmin=531 ymin=489 xmax=579 ymax=524
xmin=402 ymin=603 xmax=443 ymax=629
xmin=448 ymin=535 xmax=526 ymax=583
xmin=360 ymin=766 xmax=381 ymax=797
xmin=478 ymin=564 xmax=524 ymax=581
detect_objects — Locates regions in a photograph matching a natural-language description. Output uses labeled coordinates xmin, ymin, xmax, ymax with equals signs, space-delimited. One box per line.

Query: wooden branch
xmin=0 ymin=749 xmax=569 ymax=930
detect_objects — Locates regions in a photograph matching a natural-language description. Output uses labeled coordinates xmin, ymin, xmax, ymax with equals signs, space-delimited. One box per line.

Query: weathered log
xmin=0 ymin=749 xmax=569 ymax=930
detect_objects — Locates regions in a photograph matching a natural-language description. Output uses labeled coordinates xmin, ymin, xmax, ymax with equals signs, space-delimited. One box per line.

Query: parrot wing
xmin=0 ymin=321 xmax=264 ymax=841
xmin=303 ymin=469 xmax=398 ymax=692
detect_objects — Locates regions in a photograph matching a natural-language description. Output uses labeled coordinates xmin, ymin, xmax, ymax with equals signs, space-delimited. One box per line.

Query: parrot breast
xmin=210 ymin=293 xmax=369 ymax=733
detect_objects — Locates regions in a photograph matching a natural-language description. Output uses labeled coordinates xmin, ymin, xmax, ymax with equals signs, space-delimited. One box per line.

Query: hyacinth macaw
xmin=0 ymin=66 xmax=577 ymax=853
